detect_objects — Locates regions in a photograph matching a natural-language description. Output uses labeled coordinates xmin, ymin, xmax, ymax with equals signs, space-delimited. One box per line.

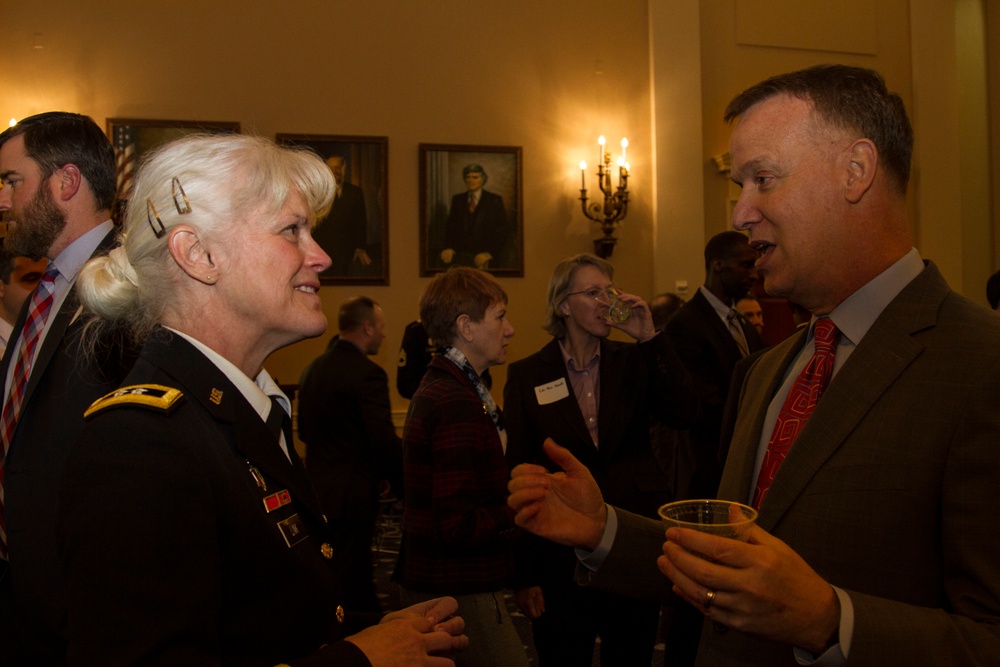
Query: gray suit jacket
xmin=584 ymin=262 xmax=1000 ymax=666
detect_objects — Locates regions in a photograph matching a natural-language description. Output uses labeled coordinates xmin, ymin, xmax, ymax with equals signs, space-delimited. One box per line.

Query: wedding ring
xmin=704 ymin=589 xmax=717 ymax=610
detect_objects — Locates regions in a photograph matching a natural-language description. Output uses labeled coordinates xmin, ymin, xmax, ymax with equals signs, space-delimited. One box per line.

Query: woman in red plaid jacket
xmin=394 ymin=267 xmax=528 ymax=667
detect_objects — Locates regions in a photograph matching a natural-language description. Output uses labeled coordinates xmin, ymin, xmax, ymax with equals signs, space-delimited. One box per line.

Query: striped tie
xmin=0 ymin=266 xmax=59 ymax=558
xmin=727 ymin=308 xmax=750 ymax=357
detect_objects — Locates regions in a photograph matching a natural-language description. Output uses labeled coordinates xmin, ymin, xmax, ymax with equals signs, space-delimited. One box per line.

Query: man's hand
xmin=514 ymin=586 xmax=545 ymax=619
xmin=473 ymin=252 xmax=492 ymax=269
xmin=507 ymin=439 xmax=607 ymax=550
xmin=353 ymin=248 xmax=373 ymax=266
xmin=440 ymin=249 xmax=455 ymax=265
xmin=658 ymin=525 xmax=840 ymax=653
xmin=347 ymin=596 xmax=468 ymax=666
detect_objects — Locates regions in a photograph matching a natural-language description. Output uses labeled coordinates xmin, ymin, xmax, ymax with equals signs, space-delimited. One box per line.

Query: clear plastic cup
xmin=658 ymin=499 xmax=757 ymax=543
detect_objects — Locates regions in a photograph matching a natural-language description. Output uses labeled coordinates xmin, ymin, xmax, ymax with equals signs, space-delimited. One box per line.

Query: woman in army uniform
xmin=58 ymin=134 xmax=466 ymax=667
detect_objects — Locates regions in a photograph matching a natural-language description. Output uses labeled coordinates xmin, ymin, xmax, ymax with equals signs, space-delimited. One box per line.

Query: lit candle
xmin=621 ymin=137 xmax=628 ymax=162
xmin=580 ymin=161 xmax=587 ymax=188
xmin=598 ymin=136 xmax=606 ymax=165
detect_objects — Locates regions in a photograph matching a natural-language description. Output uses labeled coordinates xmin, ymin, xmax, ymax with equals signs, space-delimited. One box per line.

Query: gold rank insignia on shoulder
xmin=84 ymin=384 xmax=184 ymax=420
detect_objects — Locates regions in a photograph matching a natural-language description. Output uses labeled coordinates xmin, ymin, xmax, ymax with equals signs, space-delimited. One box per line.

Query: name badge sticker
xmin=534 ymin=378 xmax=570 ymax=405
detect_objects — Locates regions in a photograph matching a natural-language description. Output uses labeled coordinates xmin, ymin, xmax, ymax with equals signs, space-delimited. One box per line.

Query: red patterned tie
xmin=0 ymin=266 xmax=59 ymax=558
xmin=752 ymin=317 xmax=839 ymax=509
xmin=468 ymin=193 xmax=477 ymax=213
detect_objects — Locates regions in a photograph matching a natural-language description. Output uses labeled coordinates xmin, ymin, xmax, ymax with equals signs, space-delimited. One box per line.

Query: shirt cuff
xmin=575 ymin=505 xmax=618 ymax=571
xmin=792 ymin=586 xmax=853 ymax=666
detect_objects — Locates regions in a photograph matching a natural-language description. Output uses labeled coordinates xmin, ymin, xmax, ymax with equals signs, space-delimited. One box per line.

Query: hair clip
xmin=172 ymin=177 xmax=192 ymax=215
xmin=146 ymin=199 xmax=166 ymax=239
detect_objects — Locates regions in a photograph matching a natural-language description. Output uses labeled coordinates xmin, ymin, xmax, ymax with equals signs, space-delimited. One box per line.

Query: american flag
xmin=114 ymin=126 xmax=135 ymax=199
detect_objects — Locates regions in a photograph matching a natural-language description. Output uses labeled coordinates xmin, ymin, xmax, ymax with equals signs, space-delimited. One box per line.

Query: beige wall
xmin=1 ymin=0 xmax=995 ymax=415
xmin=0 ymin=0 xmax=657 ymax=412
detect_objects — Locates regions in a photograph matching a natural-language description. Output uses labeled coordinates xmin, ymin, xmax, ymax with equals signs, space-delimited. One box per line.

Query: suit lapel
xmin=722 ymin=265 xmax=947 ymax=530
xmin=718 ymin=331 xmax=805 ymax=507
xmin=3 ymin=229 xmax=118 ymax=410
xmin=693 ymin=290 xmax=743 ymax=367
xmin=597 ymin=339 xmax=626 ymax=455
xmin=539 ymin=339 xmax=594 ymax=452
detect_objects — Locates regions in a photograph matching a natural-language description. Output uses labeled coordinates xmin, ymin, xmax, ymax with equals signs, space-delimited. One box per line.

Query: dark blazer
xmin=665 ymin=289 xmax=764 ymax=499
xmin=393 ymin=356 xmax=518 ymax=595
xmin=442 ymin=189 xmax=512 ymax=269
xmin=503 ymin=334 xmax=697 ymax=589
xmin=313 ymin=181 xmax=367 ymax=277
xmin=299 ymin=337 xmax=402 ymax=522
xmin=58 ymin=330 xmax=371 ymax=667
xmin=0 ymin=229 xmax=136 ymax=663
xmin=583 ymin=263 xmax=1000 ymax=666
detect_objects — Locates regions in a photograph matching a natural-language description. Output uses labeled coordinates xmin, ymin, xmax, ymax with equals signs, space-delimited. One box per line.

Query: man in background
xmin=658 ymin=231 xmax=762 ymax=664
xmin=313 ymin=156 xmax=371 ymax=278
xmin=735 ymin=294 xmax=764 ymax=336
xmin=649 ymin=292 xmax=685 ymax=332
xmin=665 ymin=231 xmax=763 ymax=501
xmin=299 ymin=296 xmax=402 ymax=613
xmin=0 ymin=111 xmax=133 ymax=663
xmin=0 ymin=244 xmax=46 ymax=356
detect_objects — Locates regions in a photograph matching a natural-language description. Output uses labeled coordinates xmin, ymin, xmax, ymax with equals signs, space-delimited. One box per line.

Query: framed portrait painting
xmin=419 ymin=143 xmax=523 ymax=277
xmin=106 ymin=117 xmax=240 ymax=202
xmin=276 ymin=134 xmax=389 ymax=286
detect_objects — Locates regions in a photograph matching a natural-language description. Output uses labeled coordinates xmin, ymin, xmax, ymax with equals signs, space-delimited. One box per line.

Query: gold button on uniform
xmin=336 ymin=605 xmax=345 ymax=623
xmin=320 ymin=543 xmax=334 ymax=559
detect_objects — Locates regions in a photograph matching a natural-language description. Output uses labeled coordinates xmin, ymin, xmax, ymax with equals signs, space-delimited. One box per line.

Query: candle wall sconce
xmin=579 ymin=136 xmax=630 ymax=259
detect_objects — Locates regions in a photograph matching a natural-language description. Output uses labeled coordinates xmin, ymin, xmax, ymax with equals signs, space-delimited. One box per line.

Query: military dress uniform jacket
xmin=58 ymin=330 xmax=372 ymax=667
xmin=579 ymin=263 xmax=1000 ymax=666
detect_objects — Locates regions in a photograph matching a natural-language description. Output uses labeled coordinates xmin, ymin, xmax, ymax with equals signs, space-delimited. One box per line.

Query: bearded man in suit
xmin=0 ymin=111 xmax=135 ymax=664
xmin=507 ymin=65 xmax=1000 ymax=666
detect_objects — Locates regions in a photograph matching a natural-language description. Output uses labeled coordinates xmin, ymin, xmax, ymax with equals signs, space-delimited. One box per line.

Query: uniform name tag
xmin=534 ymin=378 xmax=569 ymax=405
xmin=277 ymin=513 xmax=308 ymax=548
xmin=263 ymin=489 xmax=292 ymax=513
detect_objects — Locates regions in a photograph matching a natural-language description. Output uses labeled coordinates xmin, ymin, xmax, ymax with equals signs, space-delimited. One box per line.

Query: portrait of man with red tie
xmin=420 ymin=145 xmax=522 ymax=276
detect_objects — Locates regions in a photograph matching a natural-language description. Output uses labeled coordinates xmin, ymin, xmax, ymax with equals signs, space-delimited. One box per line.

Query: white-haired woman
xmin=58 ymin=134 xmax=466 ymax=667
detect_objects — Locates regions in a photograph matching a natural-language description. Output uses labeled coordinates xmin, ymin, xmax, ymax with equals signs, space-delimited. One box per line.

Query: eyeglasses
xmin=566 ymin=286 xmax=621 ymax=303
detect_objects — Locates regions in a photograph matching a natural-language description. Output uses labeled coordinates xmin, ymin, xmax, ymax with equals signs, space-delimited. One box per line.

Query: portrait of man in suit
xmin=313 ymin=155 xmax=372 ymax=278
xmin=275 ymin=134 xmax=388 ymax=285
xmin=420 ymin=145 xmax=523 ymax=277
xmin=439 ymin=164 xmax=512 ymax=270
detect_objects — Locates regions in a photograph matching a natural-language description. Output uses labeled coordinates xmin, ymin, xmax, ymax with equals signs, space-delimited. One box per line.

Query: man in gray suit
xmin=507 ymin=65 xmax=1000 ymax=666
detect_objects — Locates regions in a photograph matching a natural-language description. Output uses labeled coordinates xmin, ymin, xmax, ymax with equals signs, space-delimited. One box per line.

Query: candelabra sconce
xmin=579 ymin=136 xmax=630 ymax=259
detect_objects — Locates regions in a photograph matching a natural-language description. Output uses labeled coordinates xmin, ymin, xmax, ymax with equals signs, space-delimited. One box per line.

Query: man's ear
xmin=53 ymin=164 xmax=83 ymax=202
xmin=167 ymin=224 xmax=217 ymax=285
xmin=455 ymin=313 xmax=474 ymax=343
xmin=844 ymin=138 xmax=877 ymax=204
